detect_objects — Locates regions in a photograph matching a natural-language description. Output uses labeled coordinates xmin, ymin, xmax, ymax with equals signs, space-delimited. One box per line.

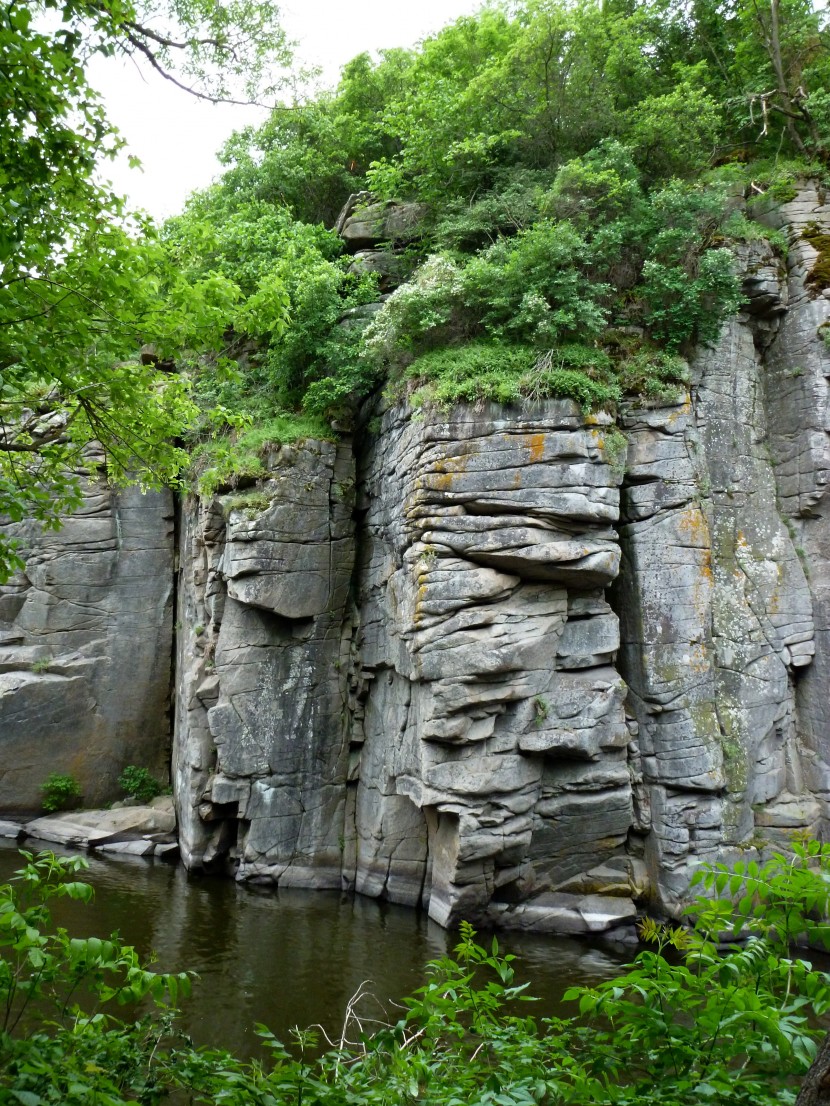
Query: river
xmin=0 ymin=841 xmax=628 ymax=1057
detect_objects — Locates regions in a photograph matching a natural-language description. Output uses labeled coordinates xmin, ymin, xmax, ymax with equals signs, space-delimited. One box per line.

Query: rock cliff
xmin=4 ymin=186 xmax=830 ymax=932
xmin=0 ymin=447 xmax=174 ymax=812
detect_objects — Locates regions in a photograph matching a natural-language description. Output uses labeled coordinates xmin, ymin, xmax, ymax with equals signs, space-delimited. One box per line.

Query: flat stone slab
xmin=24 ymin=798 xmax=176 ymax=848
xmin=97 ymin=839 xmax=156 ymax=857
xmin=0 ymin=820 xmax=24 ymax=839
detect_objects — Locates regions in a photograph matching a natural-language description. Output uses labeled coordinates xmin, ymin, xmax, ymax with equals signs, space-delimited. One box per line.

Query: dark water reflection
xmin=0 ymin=842 xmax=627 ymax=1057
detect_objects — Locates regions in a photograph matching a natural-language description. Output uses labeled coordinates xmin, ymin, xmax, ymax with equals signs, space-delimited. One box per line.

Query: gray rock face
xmin=7 ymin=186 xmax=830 ymax=933
xmin=171 ymin=405 xmax=638 ymax=929
xmin=0 ymin=451 xmax=174 ymax=812
xmin=173 ymin=439 xmax=356 ymax=887
xmin=168 ymin=184 xmax=830 ymax=928
xmin=755 ymin=188 xmax=830 ymax=826
xmin=346 ymin=403 xmax=632 ymax=927
xmin=614 ymin=194 xmax=827 ymax=912
xmin=335 ymin=192 xmax=428 ymax=250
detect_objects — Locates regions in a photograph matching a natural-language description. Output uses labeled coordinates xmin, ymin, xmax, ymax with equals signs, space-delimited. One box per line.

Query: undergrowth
xmin=4 ymin=844 xmax=830 ymax=1104
xmin=190 ymin=412 xmax=333 ymax=495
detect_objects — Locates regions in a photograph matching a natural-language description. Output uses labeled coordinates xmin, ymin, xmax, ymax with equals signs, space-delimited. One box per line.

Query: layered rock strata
xmin=172 ymin=403 xmax=644 ymax=931
xmin=346 ymin=403 xmax=637 ymax=929
xmin=759 ymin=188 xmax=830 ymax=828
xmin=5 ymin=188 xmax=830 ymax=934
xmin=0 ymin=450 xmax=174 ymax=812
xmin=173 ymin=438 xmax=356 ymax=886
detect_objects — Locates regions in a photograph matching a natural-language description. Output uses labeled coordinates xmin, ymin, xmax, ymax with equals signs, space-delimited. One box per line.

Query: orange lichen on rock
xmin=522 ymin=433 xmax=546 ymax=464
xmin=678 ymin=505 xmax=711 ymax=548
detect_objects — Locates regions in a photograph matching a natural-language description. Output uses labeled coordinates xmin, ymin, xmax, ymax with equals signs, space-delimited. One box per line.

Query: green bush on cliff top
xmin=162 ymin=0 xmax=830 ymax=474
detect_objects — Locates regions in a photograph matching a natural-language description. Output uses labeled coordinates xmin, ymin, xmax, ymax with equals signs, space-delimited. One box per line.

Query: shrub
xmin=402 ymin=342 xmax=621 ymax=412
xmin=118 ymin=765 xmax=163 ymax=804
xmin=0 ymin=851 xmax=190 ymax=1102
xmin=40 ymin=773 xmax=81 ymax=814
xmin=3 ymin=846 xmax=830 ymax=1104
xmin=190 ymin=410 xmax=333 ymax=495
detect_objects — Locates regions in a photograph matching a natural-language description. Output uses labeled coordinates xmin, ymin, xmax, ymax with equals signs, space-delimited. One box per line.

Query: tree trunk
xmin=797 ymin=1031 xmax=830 ymax=1106
xmin=754 ymin=0 xmax=810 ymax=154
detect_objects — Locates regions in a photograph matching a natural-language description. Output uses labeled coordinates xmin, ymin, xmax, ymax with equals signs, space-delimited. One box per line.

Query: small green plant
xmin=31 ymin=657 xmax=51 ymax=674
xmin=191 ymin=412 xmax=333 ymax=495
xmin=221 ymin=490 xmax=273 ymax=517
xmin=40 ymin=773 xmax=81 ymax=814
xmin=118 ymin=765 xmax=163 ymax=805
xmin=533 ymin=695 xmax=549 ymax=726
xmin=602 ymin=427 xmax=629 ymax=479
xmin=419 ymin=543 xmax=437 ymax=567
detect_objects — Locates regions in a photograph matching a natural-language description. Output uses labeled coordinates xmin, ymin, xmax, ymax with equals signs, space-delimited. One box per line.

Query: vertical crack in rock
xmin=613 ymin=193 xmax=828 ymax=913
xmin=756 ymin=184 xmax=830 ymax=832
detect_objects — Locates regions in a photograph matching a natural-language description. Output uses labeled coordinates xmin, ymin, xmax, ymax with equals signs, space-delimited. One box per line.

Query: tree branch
xmin=121 ymin=29 xmax=259 ymax=107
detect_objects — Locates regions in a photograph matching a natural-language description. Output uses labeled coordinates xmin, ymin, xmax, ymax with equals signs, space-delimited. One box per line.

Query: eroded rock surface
xmin=0 ymin=451 xmax=174 ymax=812
xmin=169 ymin=185 xmax=830 ymax=929
xmin=7 ymin=187 xmax=830 ymax=932
xmin=613 ymin=192 xmax=828 ymax=912
xmin=25 ymin=796 xmax=177 ymax=856
xmin=346 ymin=403 xmax=633 ymax=927
xmin=172 ymin=403 xmax=640 ymax=929
xmin=173 ymin=439 xmax=356 ymax=887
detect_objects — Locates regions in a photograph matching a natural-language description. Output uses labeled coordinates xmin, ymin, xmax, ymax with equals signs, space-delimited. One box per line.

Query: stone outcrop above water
xmin=168 ymin=184 xmax=830 ymax=929
xmin=24 ymin=796 xmax=177 ymax=856
xmin=346 ymin=403 xmax=633 ymax=927
xmin=0 ymin=451 xmax=174 ymax=813
xmin=173 ymin=439 xmax=356 ymax=887
xmin=171 ymin=403 xmax=641 ymax=928
xmin=5 ymin=185 xmax=830 ymax=932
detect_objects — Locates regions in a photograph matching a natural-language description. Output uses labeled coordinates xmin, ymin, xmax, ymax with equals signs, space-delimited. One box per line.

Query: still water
xmin=0 ymin=842 xmax=627 ymax=1057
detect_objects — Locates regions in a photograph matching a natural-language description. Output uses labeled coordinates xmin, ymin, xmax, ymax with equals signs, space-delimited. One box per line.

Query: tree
xmin=735 ymin=0 xmax=830 ymax=153
xmin=0 ymin=0 xmax=292 ymax=581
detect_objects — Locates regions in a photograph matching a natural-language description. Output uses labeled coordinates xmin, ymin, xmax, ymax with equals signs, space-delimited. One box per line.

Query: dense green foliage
xmin=0 ymin=0 xmax=291 ymax=580
xmin=168 ymin=0 xmax=830 ymax=463
xmin=39 ymin=774 xmax=81 ymax=814
xmin=6 ymin=0 xmax=830 ymax=566
xmin=3 ymin=844 xmax=830 ymax=1104
xmin=117 ymin=766 xmax=163 ymax=805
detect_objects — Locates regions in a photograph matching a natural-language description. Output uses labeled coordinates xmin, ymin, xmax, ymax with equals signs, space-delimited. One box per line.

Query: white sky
xmin=89 ymin=0 xmax=484 ymax=222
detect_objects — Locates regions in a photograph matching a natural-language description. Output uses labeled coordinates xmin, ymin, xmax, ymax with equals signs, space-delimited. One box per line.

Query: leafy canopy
xmin=0 ymin=0 xmax=292 ymax=580
xmin=174 ymin=0 xmax=829 ymax=463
